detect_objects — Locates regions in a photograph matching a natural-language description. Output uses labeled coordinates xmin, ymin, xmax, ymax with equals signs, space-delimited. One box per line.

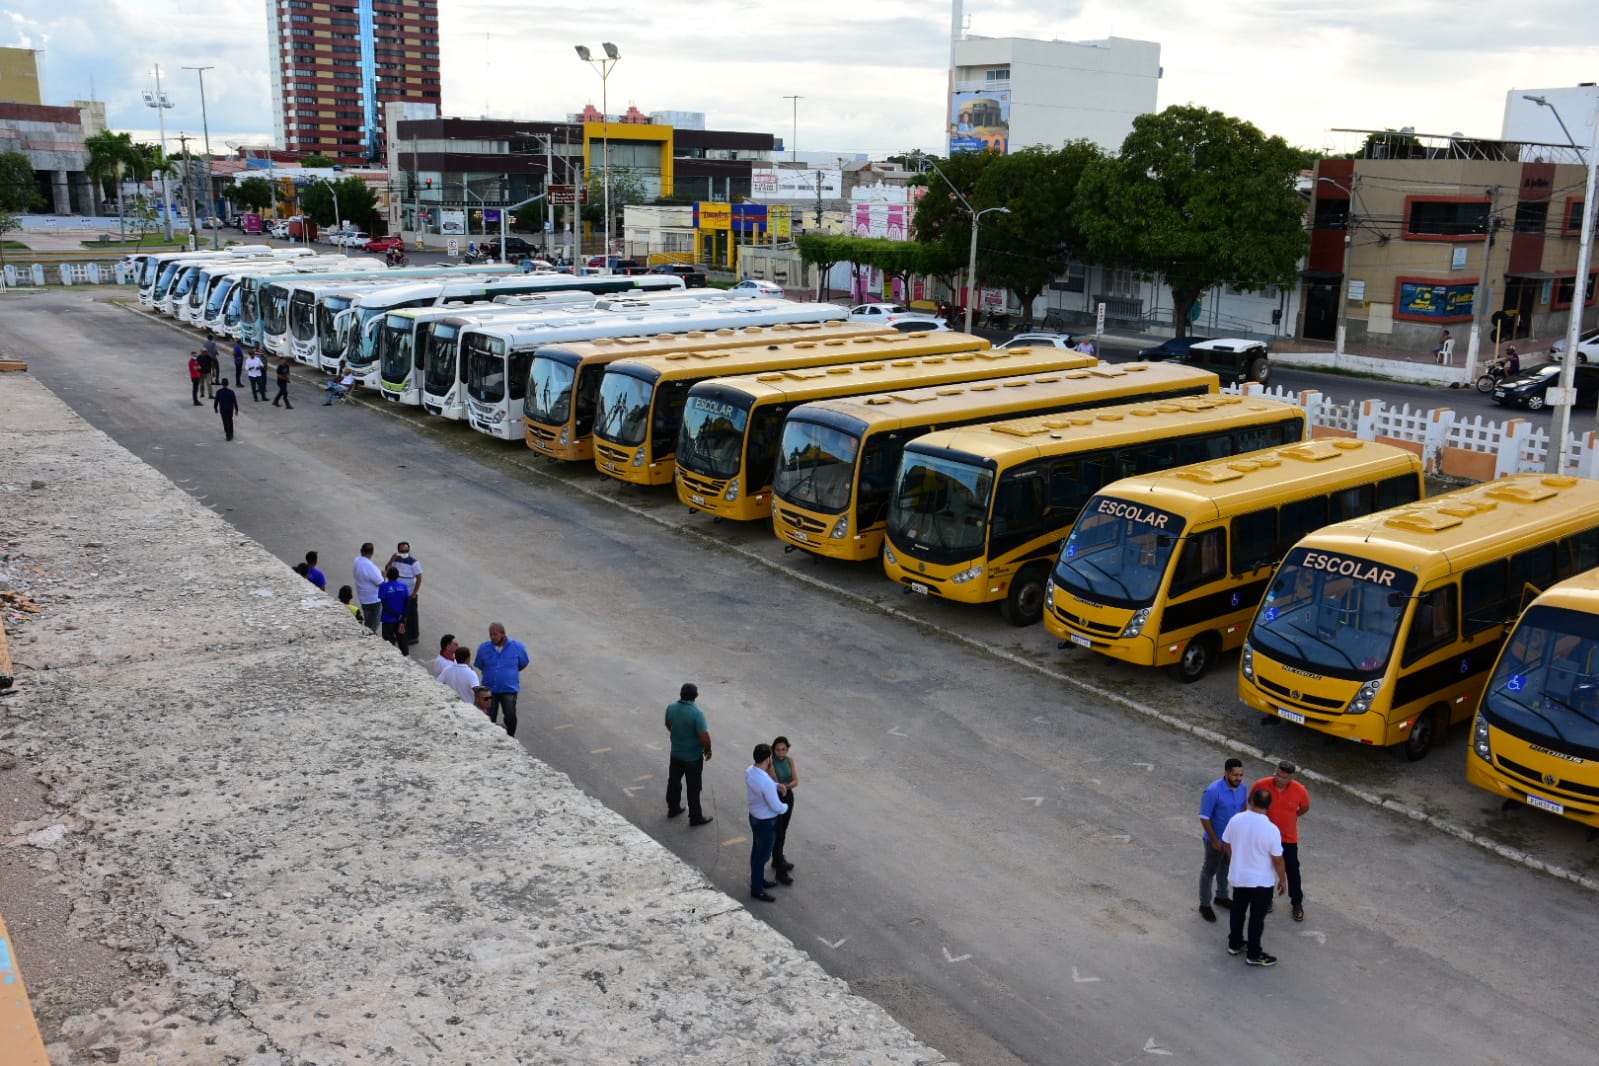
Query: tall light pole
xmin=783 ymin=95 xmax=802 ymax=162
xmin=1525 ymin=94 xmax=1599 ymax=474
xmin=183 ymin=65 xmax=217 ymax=248
xmin=575 ymin=42 xmax=620 ymax=271
xmin=309 ymin=173 xmax=345 ymax=255
xmin=141 ymin=65 xmax=175 ymax=242
xmin=922 ymin=158 xmax=1007 ymax=333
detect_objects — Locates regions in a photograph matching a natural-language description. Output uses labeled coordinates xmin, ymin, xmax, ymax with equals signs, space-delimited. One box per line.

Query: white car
xmin=731 ymin=279 xmax=785 ymax=297
xmin=997 ymin=332 xmax=1084 ymax=351
xmin=849 ymin=302 xmax=910 ymax=323
xmin=1549 ymin=327 xmax=1599 ymax=364
xmin=888 ymin=316 xmax=952 ymax=333
xmin=343 ymin=232 xmax=372 ymax=250
xmin=269 ymin=221 xmax=291 ymax=239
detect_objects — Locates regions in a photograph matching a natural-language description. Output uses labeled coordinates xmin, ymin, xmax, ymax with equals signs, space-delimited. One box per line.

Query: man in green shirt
xmin=665 ymin=682 xmax=713 ymax=826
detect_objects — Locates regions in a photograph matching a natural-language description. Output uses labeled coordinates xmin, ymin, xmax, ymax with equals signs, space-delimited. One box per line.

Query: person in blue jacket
xmin=476 ymin=622 xmax=530 ymax=736
xmin=378 ymin=566 xmax=412 ymax=656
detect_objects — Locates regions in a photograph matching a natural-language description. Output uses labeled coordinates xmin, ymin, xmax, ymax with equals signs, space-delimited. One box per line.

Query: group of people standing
xmin=190 ymin=334 xmax=295 ymax=440
xmin=1198 ymin=758 xmax=1312 ymax=967
xmin=427 ymin=628 xmax=530 ymax=736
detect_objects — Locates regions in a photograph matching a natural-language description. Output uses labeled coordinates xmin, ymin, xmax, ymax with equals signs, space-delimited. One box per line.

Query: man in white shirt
xmin=430 ymin=634 xmax=458 ymax=679
xmin=437 ymin=647 xmax=479 ymax=704
xmin=244 ymin=352 xmax=267 ymax=402
xmin=387 ymin=540 xmax=423 ymax=638
xmin=352 ymin=542 xmax=385 ymax=633
xmin=1221 ymin=787 xmax=1288 ymax=967
xmin=745 ymin=743 xmax=789 ymax=903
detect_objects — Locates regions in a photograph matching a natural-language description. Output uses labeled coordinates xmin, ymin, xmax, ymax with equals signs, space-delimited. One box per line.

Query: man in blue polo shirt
xmin=377 ymin=566 xmax=412 ymax=657
xmin=1198 ymin=757 xmax=1247 ymax=923
xmin=476 ymin=622 xmax=530 ymax=737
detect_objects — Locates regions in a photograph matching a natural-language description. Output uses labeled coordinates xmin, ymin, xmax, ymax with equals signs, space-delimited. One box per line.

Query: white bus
xmin=460 ymin=301 xmax=832 ymax=441
xmin=153 ymin=249 xmax=314 ymax=317
xmin=134 ymin=247 xmax=286 ymax=307
xmin=194 ymin=257 xmax=391 ymax=334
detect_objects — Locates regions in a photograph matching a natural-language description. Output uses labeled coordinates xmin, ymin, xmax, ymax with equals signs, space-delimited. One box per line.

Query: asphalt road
xmin=8 ymin=290 xmax=1599 ymax=1066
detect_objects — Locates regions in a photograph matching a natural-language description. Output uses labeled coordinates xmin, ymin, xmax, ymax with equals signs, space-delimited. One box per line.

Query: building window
xmin=1564 ymin=199 xmax=1586 ymax=236
xmin=985 ymin=67 xmax=1010 ymax=82
xmin=1104 ymin=268 xmax=1139 ymax=299
xmin=1404 ymin=197 xmax=1490 ymax=240
xmin=1513 ymin=201 xmax=1549 ymax=235
xmin=1551 ymin=272 xmax=1598 ymax=310
xmin=1312 ymin=197 xmax=1348 ymax=230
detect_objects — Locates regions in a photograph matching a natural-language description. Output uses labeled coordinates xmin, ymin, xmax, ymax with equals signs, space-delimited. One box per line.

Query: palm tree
xmin=85 ymin=131 xmax=149 ymax=245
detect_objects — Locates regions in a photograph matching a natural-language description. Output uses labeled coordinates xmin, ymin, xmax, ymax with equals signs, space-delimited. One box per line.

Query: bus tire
xmin=1169 ymin=633 xmax=1218 ymax=684
xmin=1401 ymin=705 xmax=1448 ymax=762
xmin=1000 ymin=564 xmax=1049 ymax=627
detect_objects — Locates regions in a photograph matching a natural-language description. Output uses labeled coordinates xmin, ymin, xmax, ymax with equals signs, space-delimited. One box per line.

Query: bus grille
xmin=1048 ymin=604 xmax=1120 ymax=636
xmin=1494 ymin=755 xmax=1599 ymax=800
xmin=678 ymin=470 xmax=725 ymax=496
xmin=595 ymin=443 xmax=630 ymax=464
xmin=526 ymin=424 xmax=555 ymax=443
xmin=1256 ymin=676 xmax=1345 ymax=711
xmin=775 ymin=507 xmax=827 ymax=534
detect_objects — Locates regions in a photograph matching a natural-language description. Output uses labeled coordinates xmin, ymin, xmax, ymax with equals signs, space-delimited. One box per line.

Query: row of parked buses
xmin=140 ymin=249 xmax=1599 ymax=829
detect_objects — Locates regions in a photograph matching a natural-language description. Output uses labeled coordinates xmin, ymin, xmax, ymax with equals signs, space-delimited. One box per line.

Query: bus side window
xmin=653 ymin=381 xmax=691 ymax=459
xmin=1171 ymin=529 xmax=1226 ymax=595
xmin=1461 ymin=560 xmax=1510 ymax=635
xmin=1230 ymin=508 xmax=1278 ymax=575
xmin=575 ymin=370 xmax=599 ymax=435
xmin=1128 ymin=441 xmax=1176 ymax=476
xmin=858 ymin=438 xmax=896 ymax=525
xmin=746 ymin=407 xmax=785 ymax=490
xmin=1510 ymin=543 xmax=1557 ymax=599
xmin=1279 ymin=496 xmax=1328 ymax=556
xmin=1567 ymin=527 xmax=1599 ymax=573
xmin=1330 ymin=483 xmax=1373 ymax=522
xmin=989 ymin=470 xmax=1047 ymax=549
xmin=1403 ymin=585 xmax=1458 ymax=665
xmin=1377 ymin=473 xmax=1422 ymax=509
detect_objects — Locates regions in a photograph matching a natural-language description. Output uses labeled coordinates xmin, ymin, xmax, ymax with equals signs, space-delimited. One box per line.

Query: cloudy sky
xmin=4 ymin=0 xmax=1596 ymax=156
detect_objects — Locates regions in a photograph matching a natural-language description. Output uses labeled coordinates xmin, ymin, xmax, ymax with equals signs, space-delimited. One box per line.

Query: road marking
xmin=1144 ymin=1037 xmax=1173 ymax=1056
xmin=1134 ymin=762 xmax=1155 ymax=772
xmin=1071 ymin=967 xmax=1100 ymax=983
xmin=723 ymin=836 xmax=747 ymax=846
xmin=1022 ymin=796 xmax=1044 ymax=807
xmin=590 ymin=747 xmax=612 ymax=754
xmin=817 ymin=936 xmax=848 ymax=950
xmin=632 ymin=774 xmax=653 ymax=783
xmin=941 ymin=946 xmax=972 ymax=964
xmin=887 ymin=726 xmax=909 ymax=738
xmin=1301 ymin=930 xmax=1326 ymax=945
xmin=552 ymin=723 xmax=575 ymax=731
xmin=622 ymin=786 xmax=641 ymax=796
xmin=1106 ymin=833 xmax=1132 ymax=843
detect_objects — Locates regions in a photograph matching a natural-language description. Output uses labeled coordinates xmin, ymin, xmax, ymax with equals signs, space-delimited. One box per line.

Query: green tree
xmin=298 ymin=154 xmax=337 ymax=169
xmin=0 ymin=151 xmax=42 ymax=213
xmin=582 ymin=167 xmax=646 ymax=227
xmin=1073 ymin=105 xmax=1310 ymax=334
xmin=910 ymin=149 xmax=1000 ymax=275
xmin=86 ymin=131 xmax=143 ymax=241
xmin=299 ymin=176 xmax=379 ymax=230
xmin=0 ymin=208 xmax=20 ymax=275
xmin=972 ymin=142 xmax=1102 ymax=327
xmin=226 ymin=176 xmax=276 ymax=214
xmin=796 ymin=232 xmax=851 ymax=301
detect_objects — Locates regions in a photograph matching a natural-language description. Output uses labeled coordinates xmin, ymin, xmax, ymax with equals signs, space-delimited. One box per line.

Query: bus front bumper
xmin=1238 ymin=676 xmax=1403 ymax=746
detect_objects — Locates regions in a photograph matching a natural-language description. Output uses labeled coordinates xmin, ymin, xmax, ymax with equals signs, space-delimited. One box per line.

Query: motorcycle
xmin=1476 ymin=352 xmax=1520 ymax=393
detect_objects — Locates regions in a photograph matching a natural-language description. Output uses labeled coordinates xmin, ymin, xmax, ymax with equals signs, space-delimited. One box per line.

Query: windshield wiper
xmin=1536 ymin=690 xmax=1599 ymax=731
xmin=1076 ymin=554 xmax=1133 ymax=600
xmin=1286 ymin=620 xmax=1358 ymax=670
xmin=1491 ymin=689 xmax=1571 ymax=741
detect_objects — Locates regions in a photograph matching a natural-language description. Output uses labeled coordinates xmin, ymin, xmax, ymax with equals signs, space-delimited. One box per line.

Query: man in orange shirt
xmin=1253 ymin=760 xmax=1311 ymax=922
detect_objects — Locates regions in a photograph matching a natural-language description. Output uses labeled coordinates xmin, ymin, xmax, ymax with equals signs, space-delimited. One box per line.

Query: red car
xmin=366 ymin=235 xmax=405 ymax=253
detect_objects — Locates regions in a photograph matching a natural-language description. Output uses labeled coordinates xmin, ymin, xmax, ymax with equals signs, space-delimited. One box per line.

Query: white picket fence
xmin=1233 ymin=383 xmax=1598 ymax=480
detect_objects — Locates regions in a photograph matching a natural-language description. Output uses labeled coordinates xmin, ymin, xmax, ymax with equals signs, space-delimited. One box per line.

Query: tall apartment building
xmin=265 ymin=0 xmax=442 ymax=165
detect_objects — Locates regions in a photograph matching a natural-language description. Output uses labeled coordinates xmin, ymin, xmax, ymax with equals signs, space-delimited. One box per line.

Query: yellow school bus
xmin=592 ymin=331 xmax=990 ymax=486
xmin=1239 ymin=473 xmax=1599 ymax=761
xmin=882 ymin=395 xmax=1306 ymax=626
xmin=772 ymin=362 xmax=1221 ymax=564
xmin=1468 ymin=567 xmax=1599 ymax=826
xmin=675 ymin=346 xmax=1097 ymax=521
xmin=525 ymin=318 xmax=888 ymax=461
xmin=1045 ymin=440 xmax=1424 ymax=681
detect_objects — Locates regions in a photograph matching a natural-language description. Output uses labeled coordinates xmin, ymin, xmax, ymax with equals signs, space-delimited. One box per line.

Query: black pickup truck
xmin=483 ymin=236 xmax=537 ymax=260
xmin=648 ymin=262 xmax=708 ymax=287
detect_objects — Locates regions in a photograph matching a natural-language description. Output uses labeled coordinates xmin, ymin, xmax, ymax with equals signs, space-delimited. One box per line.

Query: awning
xmin=1505 ymin=270 xmax=1563 ymax=280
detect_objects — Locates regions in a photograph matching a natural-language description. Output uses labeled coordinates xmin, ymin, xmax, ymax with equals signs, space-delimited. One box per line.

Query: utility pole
xmin=1465 ymin=185 xmax=1501 ymax=383
xmin=177 ymin=132 xmax=196 ymax=248
xmin=183 ymin=66 xmax=217 ymax=248
xmin=783 ymin=95 xmax=801 ymax=162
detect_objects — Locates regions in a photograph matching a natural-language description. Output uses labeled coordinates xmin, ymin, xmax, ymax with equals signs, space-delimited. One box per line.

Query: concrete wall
xmin=0 ymin=372 xmax=947 ymax=1065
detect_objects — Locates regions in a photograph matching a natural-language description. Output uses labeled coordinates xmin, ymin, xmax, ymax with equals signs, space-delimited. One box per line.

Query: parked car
xmin=366 ymin=235 xmax=405 ymax=254
xmin=1492 ymin=361 xmax=1599 ymax=411
xmin=1148 ymin=337 xmax=1271 ymax=387
xmin=484 ymin=236 xmax=535 ymax=260
xmin=268 ymin=220 xmax=291 ymax=239
xmin=998 ymin=332 xmax=1083 ymax=350
xmin=1137 ymin=335 xmax=1213 ymax=360
xmin=731 ymin=279 xmax=785 ymax=297
xmin=649 ymin=263 xmax=708 ymax=287
xmin=1549 ymin=327 xmax=1599 ymax=364
xmin=343 ymin=232 xmax=372 ymax=249
xmin=888 ymin=316 xmax=953 ymax=333
xmin=849 ymin=302 xmax=911 ymax=323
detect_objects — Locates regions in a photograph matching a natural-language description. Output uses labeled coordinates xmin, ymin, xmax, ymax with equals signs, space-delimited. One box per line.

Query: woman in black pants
xmin=770 ymin=736 xmax=799 ymax=884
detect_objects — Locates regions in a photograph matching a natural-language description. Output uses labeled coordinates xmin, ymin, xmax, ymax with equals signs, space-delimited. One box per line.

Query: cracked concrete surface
xmin=0 ymin=373 xmax=950 ymax=1065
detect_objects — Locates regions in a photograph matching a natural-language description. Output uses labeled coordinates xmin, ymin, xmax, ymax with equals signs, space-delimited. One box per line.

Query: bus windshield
xmin=423 ymin=323 xmax=461 ymax=394
xmin=319 ymin=298 xmax=353 ymax=362
xmin=207 ymin=279 xmax=235 ymax=316
xmin=346 ymin=309 xmax=384 ymax=367
xmin=379 ymin=316 xmax=414 ymax=382
xmin=525 ymin=354 xmax=576 ymax=425
xmin=1249 ymin=547 xmax=1418 ymax=680
xmin=888 ymin=453 xmax=995 ymax=555
xmin=288 ymin=291 xmax=317 ymax=341
xmin=1054 ymin=499 xmax=1185 ymax=607
xmin=1481 ymin=604 xmax=1599 ymax=760
xmin=677 ymin=394 xmax=751 ymax=480
xmin=152 ymin=263 xmax=181 ymax=301
xmin=594 ymin=370 xmax=654 ymax=446
xmin=223 ymin=288 xmax=244 ymax=328
xmin=466 ymin=334 xmax=509 ymax=403
xmin=171 ymin=267 xmax=200 ymax=299
xmin=262 ymin=285 xmax=291 ymax=336
xmin=773 ymin=419 xmax=861 ymax=513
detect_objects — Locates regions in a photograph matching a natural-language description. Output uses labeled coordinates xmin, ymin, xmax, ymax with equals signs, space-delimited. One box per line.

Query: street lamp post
xmin=184 ymin=65 xmax=217 ymax=248
xmin=141 ymin=65 xmax=176 ymax=242
xmin=783 ymin=95 xmax=802 ymax=163
xmin=921 ymin=158 xmax=1008 ymax=333
xmin=1525 ymin=94 xmax=1599 ymax=474
xmin=308 ymin=173 xmax=344 ymax=255
xmin=575 ymin=43 xmax=620 ymax=271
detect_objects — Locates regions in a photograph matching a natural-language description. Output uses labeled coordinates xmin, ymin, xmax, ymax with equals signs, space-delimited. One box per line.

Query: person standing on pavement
xmin=212 ymin=381 xmax=240 ymax=441
xmin=189 ymin=352 xmax=204 ymax=406
xmin=352 ymin=542 xmax=384 ymax=633
xmin=196 ymin=346 xmax=217 ymax=399
xmin=378 ymin=565 xmax=411 ymax=655
xmin=203 ymin=335 xmax=223 ymax=384
xmin=664 ymin=683 xmax=714 ymax=827
xmin=1198 ymin=757 xmax=1247 ymax=923
xmin=1253 ymin=760 xmax=1311 ymax=922
xmin=232 ymin=339 xmax=246 ymax=386
xmin=430 ymin=633 xmax=458 ymax=679
xmin=272 ymin=357 xmax=295 ymax=408
xmin=1221 ymin=788 xmax=1287 ymax=966
xmin=245 ymin=351 xmax=267 ymax=401
xmin=438 ymin=647 xmax=479 ymax=703
xmin=768 ymin=735 xmax=799 ymax=883
xmin=386 ymin=541 xmax=423 ymax=639
xmin=746 ymin=742 xmax=789 ymax=903
xmin=304 ymin=551 xmax=326 ymax=591
xmin=476 ymin=623 xmax=529 ymax=736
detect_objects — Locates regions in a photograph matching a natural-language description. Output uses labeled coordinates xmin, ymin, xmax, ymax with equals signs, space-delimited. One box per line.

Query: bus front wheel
xmin=1000 ymin=564 xmax=1049 ymax=627
xmin=1401 ymin=706 xmax=1448 ymax=762
xmin=1170 ymin=633 xmax=1218 ymax=684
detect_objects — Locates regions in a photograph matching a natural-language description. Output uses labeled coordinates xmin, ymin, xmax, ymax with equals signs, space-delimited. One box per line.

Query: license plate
xmin=791 ymin=530 xmax=810 ymax=543
xmin=689 ymin=494 xmax=705 ymax=506
xmin=909 ymin=582 xmax=929 ymax=595
xmin=602 ymin=462 xmax=619 ymax=472
xmin=1277 ymin=707 xmax=1305 ymax=724
xmin=1526 ymin=794 xmax=1564 ymax=815
xmin=1069 ymin=633 xmax=1092 ymax=648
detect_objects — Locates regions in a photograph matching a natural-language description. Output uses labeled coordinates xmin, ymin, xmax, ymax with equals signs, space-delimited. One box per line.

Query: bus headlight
xmin=1241 ymin=641 xmax=1253 ymax=680
xmin=1472 ymin=713 xmax=1492 ymax=763
xmin=1121 ymin=608 xmax=1150 ymax=639
xmin=1045 ymin=579 xmax=1054 ymax=610
xmin=724 ymin=478 xmax=740 ymax=502
xmin=951 ymin=565 xmax=984 ymax=584
xmin=557 ymin=425 xmax=570 ymax=445
xmin=1347 ymin=679 xmax=1382 ymax=715
xmin=490 ymin=410 xmax=505 ymax=425
xmin=631 ymin=449 xmax=645 ymax=467
xmin=830 ymin=515 xmax=850 ymax=540
xmin=883 ymin=543 xmax=897 ymax=565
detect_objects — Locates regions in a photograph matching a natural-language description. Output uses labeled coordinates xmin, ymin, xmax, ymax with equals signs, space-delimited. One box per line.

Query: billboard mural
xmin=1396 ymin=279 xmax=1475 ymax=321
xmin=950 ymin=90 xmax=1010 ymax=155
xmin=851 ymin=204 xmax=910 ymax=241
xmin=751 ymin=168 xmax=843 ymax=200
